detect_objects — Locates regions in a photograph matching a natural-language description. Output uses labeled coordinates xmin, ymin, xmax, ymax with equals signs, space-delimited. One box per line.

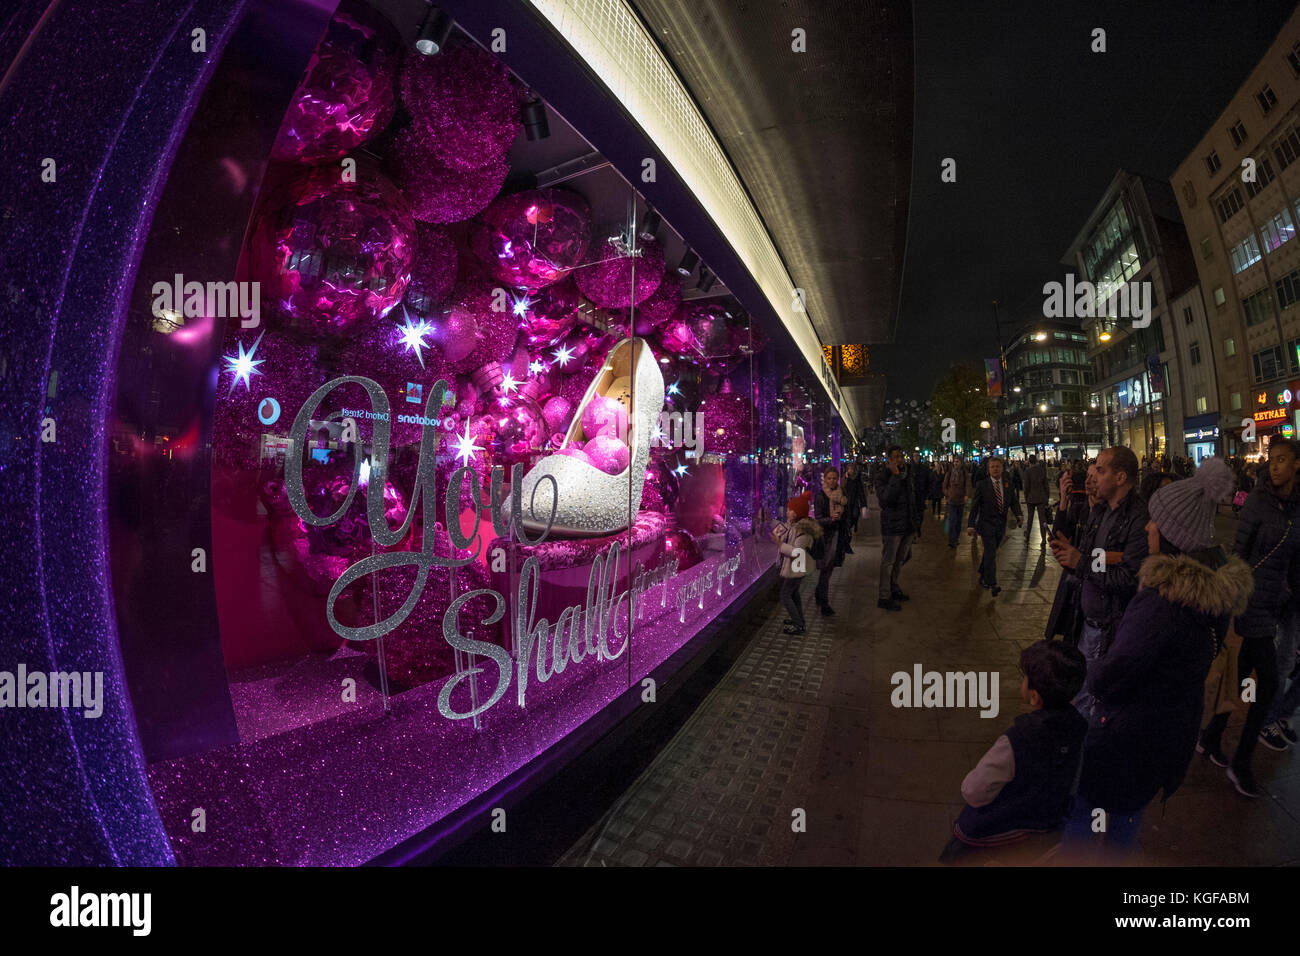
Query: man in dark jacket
xmin=910 ymin=452 xmax=930 ymax=540
xmin=1048 ymin=446 xmax=1148 ymax=719
xmin=876 ymin=445 xmax=917 ymax=610
xmin=1199 ymin=438 xmax=1300 ymax=797
xmin=967 ymin=456 xmax=1022 ymax=596
xmin=1022 ymin=455 xmax=1052 ymax=546
xmin=1045 ymin=463 xmax=1099 ymax=645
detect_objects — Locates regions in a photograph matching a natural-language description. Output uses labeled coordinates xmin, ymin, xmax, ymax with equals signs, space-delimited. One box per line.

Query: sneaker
xmin=1280 ymin=719 xmax=1299 ymax=745
xmin=877 ymin=598 xmax=902 ymax=611
xmin=782 ymin=618 xmax=794 ymax=626
xmin=820 ymin=605 xmax=836 ymax=617
xmin=1196 ymin=738 xmax=1229 ymax=768
xmin=782 ymin=623 xmax=805 ymax=635
xmin=892 ymin=591 xmax=910 ymax=601
xmin=1227 ymin=765 xmax=1262 ymax=798
xmin=1260 ymin=722 xmax=1291 ymax=752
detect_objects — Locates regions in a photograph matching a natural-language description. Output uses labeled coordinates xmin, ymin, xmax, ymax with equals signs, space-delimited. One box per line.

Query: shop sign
xmin=1253 ymin=407 xmax=1288 ymax=424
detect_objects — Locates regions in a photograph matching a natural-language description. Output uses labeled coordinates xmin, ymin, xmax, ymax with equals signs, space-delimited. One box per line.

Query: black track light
xmin=415 ymin=6 xmax=454 ymax=56
xmin=522 ymin=97 xmax=549 ymax=140
xmin=639 ymin=208 xmax=661 ymax=242
xmin=696 ymin=267 xmax=716 ymax=293
xmin=676 ymin=249 xmax=699 ymax=276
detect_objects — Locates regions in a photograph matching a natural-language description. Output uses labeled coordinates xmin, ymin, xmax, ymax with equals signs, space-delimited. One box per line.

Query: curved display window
xmin=102 ymin=0 xmax=845 ymax=865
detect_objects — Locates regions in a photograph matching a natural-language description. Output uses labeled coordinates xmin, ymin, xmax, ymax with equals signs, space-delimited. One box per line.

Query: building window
xmin=1229 ymin=120 xmax=1248 ymax=147
xmin=1243 ymin=289 xmax=1273 ymax=327
xmin=1214 ymin=286 xmax=1226 ymax=306
xmin=1253 ymin=345 xmax=1285 ymax=383
xmin=1259 ymin=205 xmax=1296 ymax=252
xmin=1225 ymin=337 xmax=1236 ymax=357
xmin=1206 ymin=150 xmax=1222 ymax=175
xmin=1200 ymin=237 xmax=1213 ymax=261
xmin=1197 ymin=395 xmax=1208 ymax=413
xmin=1245 ymin=156 xmax=1277 ymax=198
xmin=1276 ymin=122 xmax=1300 ymax=170
xmin=1183 ymin=306 xmax=1194 ymax=325
xmin=1217 ymin=188 xmax=1245 ymax=223
xmin=1278 ymin=266 xmax=1300 ymax=310
xmin=1231 ymin=391 xmax=1242 ymax=410
xmin=1190 ymin=341 xmax=1202 ymax=366
xmin=1257 ymin=84 xmax=1278 ymax=114
xmin=1231 ymin=232 xmax=1262 ymax=273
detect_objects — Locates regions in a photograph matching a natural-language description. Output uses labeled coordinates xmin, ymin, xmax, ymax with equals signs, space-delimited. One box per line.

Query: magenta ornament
xmin=584 ymin=434 xmax=630 ymax=475
xmin=658 ymin=316 xmax=699 ymax=360
xmin=700 ymin=380 xmax=753 ymax=456
xmin=522 ymin=274 xmax=581 ymax=346
xmin=249 ymin=162 xmax=415 ymax=336
xmin=684 ymin=300 xmax=733 ymax=359
xmin=559 ymin=360 xmax=600 ymax=407
xmin=469 ymin=189 xmax=592 ymax=291
xmin=271 ymin=7 xmax=399 ymax=164
xmin=632 ymin=270 xmax=682 ymax=335
xmin=555 ymin=445 xmax=589 ymax=464
xmin=390 ymin=126 xmax=507 ymax=224
xmin=542 ymin=395 xmax=574 ymax=434
xmin=436 ymin=280 xmax=520 ymax=373
xmin=581 ymin=393 xmax=628 ymax=441
xmin=298 ymin=469 xmax=410 ymax=559
xmin=574 ymin=237 xmax=665 ymax=308
xmin=662 ymin=528 xmax=703 ymax=570
xmin=400 ymin=43 xmax=521 ymax=172
xmin=404 ymin=223 xmax=458 ymax=309
xmin=340 ymin=313 xmax=455 ymax=446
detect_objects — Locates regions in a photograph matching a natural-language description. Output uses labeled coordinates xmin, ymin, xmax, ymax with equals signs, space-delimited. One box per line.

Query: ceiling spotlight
xmin=676 ymin=249 xmax=699 ymax=276
xmin=521 ymin=96 xmax=549 ymax=140
xmin=1034 ymin=331 xmax=1047 ymax=341
xmin=415 ymin=6 xmax=454 ymax=55
xmin=696 ymin=267 xmax=716 ymax=293
xmin=639 ymin=208 xmax=662 ymax=242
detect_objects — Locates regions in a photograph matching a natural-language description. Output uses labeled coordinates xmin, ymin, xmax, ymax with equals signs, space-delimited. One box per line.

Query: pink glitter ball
xmin=632 ymin=270 xmax=682 ymax=335
xmin=700 ymin=382 xmax=753 ymax=456
xmin=390 ymin=126 xmax=507 ymax=224
xmin=405 ymin=223 xmax=458 ymax=307
xmin=581 ymin=393 xmax=628 ymax=440
xmin=400 ymin=43 xmax=521 ymax=171
xmin=437 ymin=279 xmax=521 ymax=373
xmin=271 ymin=7 xmax=399 ymax=164
xmin=542 ymin=395 xmax=574 ymax=433
xmin=469 ymin=189 xmax=592 ymax=291
xmin=583 ymin=434 xmax=630 ymax=475
xmin=248 ymin=161 xmax=415 ymax=336
xmin=574 ymin=237 xmax=666 ymax=308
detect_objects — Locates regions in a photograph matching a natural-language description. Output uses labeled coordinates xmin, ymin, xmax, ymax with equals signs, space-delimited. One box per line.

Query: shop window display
xmin=101 ymin=2 xmax=835 ymax=864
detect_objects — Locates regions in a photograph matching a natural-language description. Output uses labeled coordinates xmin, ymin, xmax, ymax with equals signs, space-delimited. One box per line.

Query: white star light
xmin=552 ymin=344 xmax=575 ymax=367
xmin=397 ymin=308 xmax=432 ymax=368
xmin=500 ymin=372 xmax=520 ymax=394
xmin=667 ymin=379 xmax=682 ymax=396
xmin=222 ymin=330 xmax=266 ymax=394
xmin=452 ymin=426 xmax=483 ymax=465
xmin=511 ymin=293 xmax=534 ymax=317
xmin=528 ymin=360 xmax=547 ymax=375
xmin=673 ymin=463 xmax=689 ymax=477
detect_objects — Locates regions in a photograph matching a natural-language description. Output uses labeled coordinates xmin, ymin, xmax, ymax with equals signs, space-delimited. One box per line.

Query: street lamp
xmin=979 ymin=420 xmax=991 ymax=429
xmin=1035 ymin=331 xmax=1047 ymax=342
xmin=1039 ymin=403 xmax=1048 ymax=412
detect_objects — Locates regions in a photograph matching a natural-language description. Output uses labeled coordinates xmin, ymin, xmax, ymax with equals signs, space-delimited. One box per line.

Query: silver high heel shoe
xmin=520 ymin=337 xmax=665 ymax=536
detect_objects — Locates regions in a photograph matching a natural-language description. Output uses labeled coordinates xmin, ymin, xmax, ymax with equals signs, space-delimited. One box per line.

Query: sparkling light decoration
xmin=222 ymin=331 xmax=266 ymax=393
xmin=552 ymin=343 xmax=575 ymax=367
xmin=397 ymin=308 xmax=433 ymax=367
xmin=452 ymin=426 xmax=483 ymax=465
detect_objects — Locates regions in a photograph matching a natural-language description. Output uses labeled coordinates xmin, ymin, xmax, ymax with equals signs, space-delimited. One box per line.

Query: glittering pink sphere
xmin=584 ymin=434 xmax=630 ymax=475
xmin=298 ymin=469 xmax=410 ymax=559
xmin=474 ymin=398 xmax=546 ymax=470
xmin=559 ymin=360 xmax=600 ymax=407
xmin=581 ymin=393 xmax=628 ymax=440
xmin=271 ymin=7 xmax=398 ymax=164
xmin=632 ymin=270 xmax=682 ymax=335
xmin=684 ymin=301 xmax=734 ymax=359
xmin=249 ymin=162 xmax=415 ymax=336
xmin=662 ymin=528 xmax=703 ymax=570
xmin=555 ymin=445 xmax=590 ymax=465
xmin=436 ymin=280 xmax=521 ymax=373
xmin=542 ymin=395 xmax=574 ymax=433
xmin=390 ymin=126 xmax=508 ymax=224
xmin=469 ymin=189 xmax=592 ymax=290
xmin=405 ymin=223 xmax=458 ymax=308
xmin=574 ymin=237 xmax=665 ymax=308
xmin=522 ymin=274 xmax=581 ymax=346
xmin=400 ymin=43 xmax=521 ymax=172
xmin=700 ymin=382 xmax=753 ymax=456
xmin=658 ymin=316 xmax=699 ymax=360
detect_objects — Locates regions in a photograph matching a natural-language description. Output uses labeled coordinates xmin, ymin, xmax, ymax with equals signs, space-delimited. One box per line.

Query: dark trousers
xmin=880 ymin=532 xmax=913 ymax=600
xmin=930 ymin=497 xmax=942 ymax=516
xmin=816 ymin=565 xmax=833 ymax=609
xmin=779 ymin=576 xmax=805 ymax=628
xmin=978 ymin=525 xmax=1005 ymax=587
xmin=947 ymin=502 xmax=964 ymax=548
xmin=1202 ymin=634 xmax=1279 ymax=770
xmin=1023 ymin=502 xmax=1050 ymax=540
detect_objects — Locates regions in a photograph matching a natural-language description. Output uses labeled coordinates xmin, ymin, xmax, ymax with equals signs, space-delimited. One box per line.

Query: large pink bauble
xmin=249 ymin=162 xmax=415 ymax=336
xmin=522 ymin=274 xmax=581 ymax=346
xmin=684 ymin=301 xmax=734 ymax=359
xmin=400 ymin=43 xmax=521 ymax=172
xmin=581 ymin=393 xmax=628 ymax=440
xmin=390 ymin=127 xmax=507 ymax=224
xmin=658 ymin=316 xmax=699 ymax=360
xmin=632 ymin=270 xmax=682 ymax=335
xmin=298 ymin=468 xmax=410 ymax=559
xmin=584 ymin=434 xmax=630 ymax=475
xmin=271 ymin=7 xmax=398 ymax=164
xmin=700 ymin=381 xmax=753 ymax=456
xmin=404 ymin=223 xmax=458 ymax=310
xmin=559 ymin=359 xmax=600 ymax=407
xmin=662 ymin=528 xmax=703 ymax=571
xmin=542 ymin=395 xmax=574 ymax=433
xmin=574 ymin=237 xmax=665 ymax=308
xmin=469 ymin=189 xmax=592 ymax=290
xmin=436 ymin=280 xmax=520 ymax=373
xmin=473 ymin=398 xmax=546 ymax=470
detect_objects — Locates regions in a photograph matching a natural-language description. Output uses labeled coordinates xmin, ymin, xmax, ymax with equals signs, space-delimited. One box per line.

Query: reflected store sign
xmin=285 ymin=375 xmax=737 ymax=723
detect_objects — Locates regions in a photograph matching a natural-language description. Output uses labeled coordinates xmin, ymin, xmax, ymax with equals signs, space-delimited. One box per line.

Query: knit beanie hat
xmin=787 ymin=492 xmax=811 ymax=519
xmin=1147 ymin=457 xmax=1234 ymax=552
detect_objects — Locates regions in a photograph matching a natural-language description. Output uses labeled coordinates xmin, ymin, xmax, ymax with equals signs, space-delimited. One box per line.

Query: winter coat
xmin=1078 ymin=549 xmax=1254 ymax=813
xmin=1023 ymin=463 xmax=1051 ymax=506
xmin=928 ymin=469 xmax=944 ymax=499
xmin=1045 ymin=498 xmax=1101 ymax=644
xmin=1072 ymin=490 xmax=1149 ymax=653
xmin=776 ymin=517 xmax=822 ymax=578
xmin=1232 ymin=477 xmax=1300 ymax=638
xmin=943 ymin=463 xmax=971 ymax=503
xmin=875 ymin=466 xmax=919 ymax=536
xmin=814 ymin=488 xmax=846 ymax=569
xmin=910 ymin=462 xmax=931 ymax=518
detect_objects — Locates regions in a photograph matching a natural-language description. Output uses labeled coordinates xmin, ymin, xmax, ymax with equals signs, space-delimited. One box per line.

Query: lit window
xmin=1225 ymin=338 xmax=1236 ymax=357
xmin=1231 ymin=392 xmax=1242 ymax=410
xmin=1214 ymin=286 xmax=1226 ymax=306
xmin=1197 ymin=396 xmax=1208 ymax=413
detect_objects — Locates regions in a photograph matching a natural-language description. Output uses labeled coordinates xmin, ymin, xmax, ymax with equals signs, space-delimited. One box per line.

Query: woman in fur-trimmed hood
xmin=1068 ymin=458 xmax=1253 ymax=844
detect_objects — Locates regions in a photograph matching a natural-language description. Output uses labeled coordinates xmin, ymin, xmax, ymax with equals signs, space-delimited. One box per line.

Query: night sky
xmin=877 ymin=0 xmax=1300 ymax=401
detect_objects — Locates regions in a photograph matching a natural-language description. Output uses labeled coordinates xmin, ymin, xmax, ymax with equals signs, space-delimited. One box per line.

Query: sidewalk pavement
xmin=559 ymin=494 xmax=1300 ymax=866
